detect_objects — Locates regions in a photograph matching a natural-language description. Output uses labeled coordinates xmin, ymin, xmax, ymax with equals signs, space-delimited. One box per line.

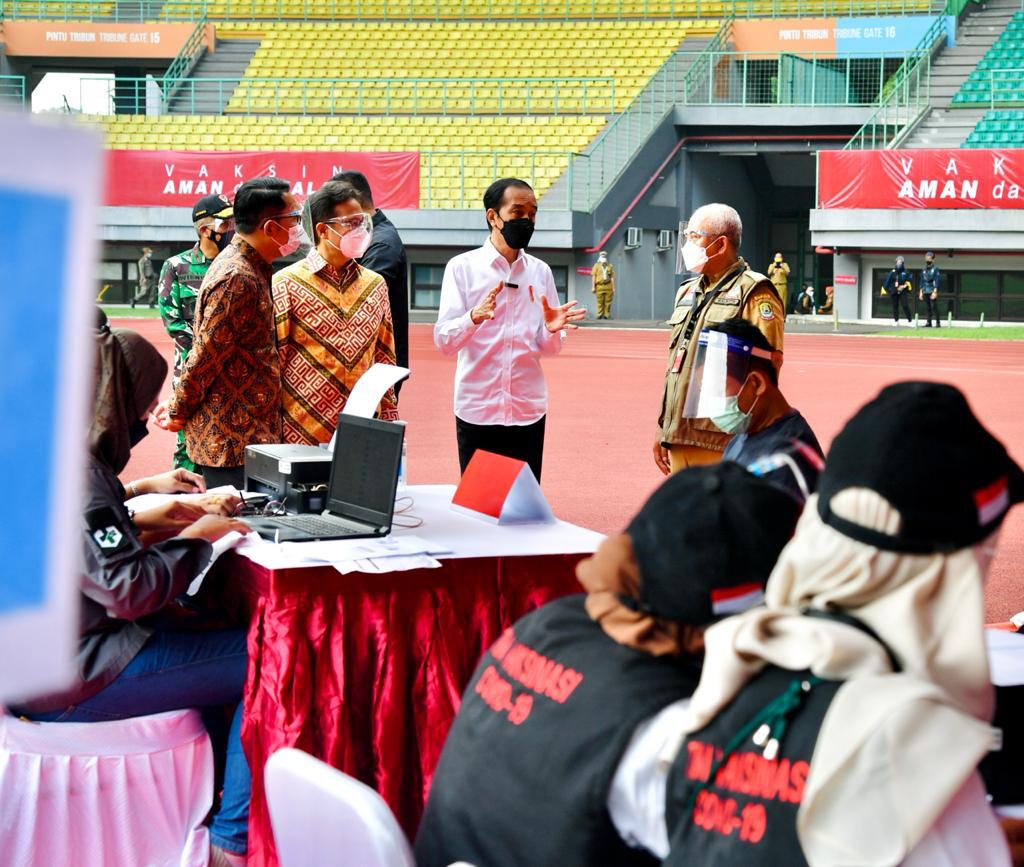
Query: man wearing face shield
xmin=683 ymin=319 xmax=823 ymax=504
xmin=661 ymin=382 xmax=1023 ymax=867
xmin=435 ymin=177 xmax=584 ymax=481
xmin=415 ymin=461 xmax=802 ymax=867
xmin=272 ymin=181 xmax=399 ymax=445
xmin=154 ymin=177 xmax=308 ymax=489
xmin=158 ymin=194 xmax=236 ymax=471
xmin=654 ymin=203 xmax=784 ymax=476
xmin=919 ymin=251 xmax=942 ymax=328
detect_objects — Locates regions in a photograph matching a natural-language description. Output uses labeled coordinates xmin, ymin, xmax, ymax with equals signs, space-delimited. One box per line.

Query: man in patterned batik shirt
xmin=273 ymin=180 xmax=399 ymax=445
xmin=158 ymin=193 xmax=235 ymax=470
xmin=155 ymin=177 xmax=306 ymax=490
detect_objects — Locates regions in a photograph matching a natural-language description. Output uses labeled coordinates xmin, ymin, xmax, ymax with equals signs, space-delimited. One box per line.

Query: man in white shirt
xmin=434 ymin=177 xmax=584 ymax=481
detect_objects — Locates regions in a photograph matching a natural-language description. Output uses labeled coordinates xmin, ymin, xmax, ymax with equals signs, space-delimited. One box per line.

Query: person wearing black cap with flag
xmin=919 ymin=251 xmax=942 ymax=328
xmin=158 ymin=193 xmax=235 ymax=471
xmin=414 ymin=461 xmax=802 ymax=867
xmin=661 ymin=381 xmax=1022 ymax=867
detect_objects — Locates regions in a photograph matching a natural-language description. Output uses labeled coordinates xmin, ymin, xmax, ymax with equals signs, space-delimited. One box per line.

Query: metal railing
xmin=165 ymin=15 xmax=208 ymax=82
xmin=1 ymin=0 xmax=207 ymax=20
xmin=679 ymin=50 xmax=912 ymax=105
xmin=567 ymin=35 xmax=906 ymax=208
xmin=844 ymin=0 xmax=971 ymax=149
xmin=80 ymin=74 xmax=617 ymax=115
xmin=0 ymin=75 xmax=26 ymax=106
xmin=991 ymin=67 xmax=1024 ymax=106
xmin=0 ymin=0 xmax=941 ymax=20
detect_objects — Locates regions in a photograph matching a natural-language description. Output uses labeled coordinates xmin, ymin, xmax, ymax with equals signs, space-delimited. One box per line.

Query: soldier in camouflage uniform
xmin=158 ymin=193 xmax=235 ymax=471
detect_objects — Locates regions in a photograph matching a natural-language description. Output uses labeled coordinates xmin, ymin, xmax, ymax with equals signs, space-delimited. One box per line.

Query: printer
xmin=244 ymin=444 xmax=333 ymax=513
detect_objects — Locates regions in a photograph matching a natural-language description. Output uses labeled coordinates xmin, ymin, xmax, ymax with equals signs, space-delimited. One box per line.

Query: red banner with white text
xmin=818 ymin=148 xmax=1024 ymax=209
xmin=103 ymin=150 xmax=420 ymax=209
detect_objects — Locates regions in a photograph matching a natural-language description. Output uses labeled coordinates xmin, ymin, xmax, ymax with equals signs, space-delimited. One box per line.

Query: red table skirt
xmin=235 ymin=553 xmax=584 ymax=867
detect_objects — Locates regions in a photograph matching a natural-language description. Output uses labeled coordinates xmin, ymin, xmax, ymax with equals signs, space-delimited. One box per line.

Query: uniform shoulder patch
xmin=84 ymin=506 xmax=133 ymax=556
xmin=758 ymin=300 xmax=776 ymax=320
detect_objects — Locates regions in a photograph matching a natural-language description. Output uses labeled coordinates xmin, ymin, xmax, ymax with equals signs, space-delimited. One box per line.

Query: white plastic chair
xmin=0 ymin=708 xmax=213 ymax=867
xmin=265 ymin=748 xmax=415 ymax=867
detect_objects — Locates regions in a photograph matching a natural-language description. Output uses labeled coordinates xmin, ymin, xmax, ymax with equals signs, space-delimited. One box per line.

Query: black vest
xmin=664 ymin=666 xmax=843 ymax=866
xmin=414 ymin=594 xmax=701 ymax=867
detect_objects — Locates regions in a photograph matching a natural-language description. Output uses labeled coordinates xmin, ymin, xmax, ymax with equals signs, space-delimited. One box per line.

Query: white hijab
xmin=678 ymin=489 xmax=997 ymax=866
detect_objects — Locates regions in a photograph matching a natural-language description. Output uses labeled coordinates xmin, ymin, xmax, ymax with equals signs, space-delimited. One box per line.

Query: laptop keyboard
xmin=268 ymin=515 xmax=363 ymax=536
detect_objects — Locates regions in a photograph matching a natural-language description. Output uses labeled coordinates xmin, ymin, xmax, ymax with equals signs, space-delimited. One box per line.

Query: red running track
xmin=117 ymin=319 xmax=1024 ymax=622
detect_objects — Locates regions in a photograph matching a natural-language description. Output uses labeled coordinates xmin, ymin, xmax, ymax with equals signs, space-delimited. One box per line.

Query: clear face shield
xmin=682 ymin=329 xmax=776 ymax=422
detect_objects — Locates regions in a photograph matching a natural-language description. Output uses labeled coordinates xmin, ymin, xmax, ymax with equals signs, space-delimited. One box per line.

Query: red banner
xmin=818 ymin=149 xmax=1024 ymax=210
xmin=103 ymin=150 xmax=420 ymax=209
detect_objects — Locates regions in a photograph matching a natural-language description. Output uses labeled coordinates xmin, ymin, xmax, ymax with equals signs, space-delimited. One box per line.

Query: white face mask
xmin=682 ymin=239 xmax=709 ymax=274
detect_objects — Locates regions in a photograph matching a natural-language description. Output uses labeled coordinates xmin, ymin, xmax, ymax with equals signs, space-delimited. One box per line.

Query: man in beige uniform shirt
xmin=653 ymin=203 xmax=784 ymax=475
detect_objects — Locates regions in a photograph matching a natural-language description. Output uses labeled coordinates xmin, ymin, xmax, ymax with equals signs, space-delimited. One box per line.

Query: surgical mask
xmin=682 ymin=239 xmax=709 ymax=274
xmin=708 ymin=395 xmax=752 ymax=435
xmin=497 ymin=217 xmax=535 ymax=251
xmin=275 ymin=222 xmax=309 ymax=258
xmin=128 ymin=418 xmax=149 ymax=447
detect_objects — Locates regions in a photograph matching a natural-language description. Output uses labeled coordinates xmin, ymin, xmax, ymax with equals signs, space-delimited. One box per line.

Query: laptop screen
xmin=326 ymin=415 xmax=404 ymax=526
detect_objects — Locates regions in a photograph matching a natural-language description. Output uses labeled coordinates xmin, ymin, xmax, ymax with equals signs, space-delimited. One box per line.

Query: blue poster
xmin=834 ymin=15 xmax=956 ymax=56
xmin=0 ymin=186 xmax=70 ymax=613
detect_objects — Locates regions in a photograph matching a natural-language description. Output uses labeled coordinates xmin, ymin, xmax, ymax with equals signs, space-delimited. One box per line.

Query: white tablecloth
xmin=235 ymin=484 xmax=604 ymax=572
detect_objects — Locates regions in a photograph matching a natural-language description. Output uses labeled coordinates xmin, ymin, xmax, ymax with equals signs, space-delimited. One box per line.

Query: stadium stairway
xmin=902 ymin=0 xmax=1020 ymax=148
xmin=166 ymin=38 xmax=261 ymax=114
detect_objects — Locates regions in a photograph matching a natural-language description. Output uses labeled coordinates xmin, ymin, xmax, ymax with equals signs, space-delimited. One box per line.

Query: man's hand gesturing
xmin=471 ymin=281 xmax=503 ymax=324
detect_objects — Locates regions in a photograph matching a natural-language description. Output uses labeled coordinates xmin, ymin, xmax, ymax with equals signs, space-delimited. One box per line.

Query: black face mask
xmin=214 ymin=230 xmax=235 ymax=253
xmin=496 ymin=216 xmax=535 ymax=251
xmin=128 ymin=419 xmax=149 ymax=448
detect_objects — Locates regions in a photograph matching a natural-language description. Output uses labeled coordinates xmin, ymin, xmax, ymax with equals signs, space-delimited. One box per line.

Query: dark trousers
xmin=198 ymin=464 xmax=246 ymax=490
xmin=456 ymin=415 xmax=546 ymax=482
xmin=924 ymin=295 xmax=941 ymax=326
xmin=891 ymin=291 xmax=912 ymax=323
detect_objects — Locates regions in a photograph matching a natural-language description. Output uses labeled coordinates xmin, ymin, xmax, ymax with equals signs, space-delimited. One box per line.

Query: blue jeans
xmin=28 ymin=629 xmax=250 ymax=855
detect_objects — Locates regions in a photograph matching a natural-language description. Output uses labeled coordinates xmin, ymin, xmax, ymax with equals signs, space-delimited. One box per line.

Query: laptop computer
xmin=243 ymin=415 xmax=405 ymax=542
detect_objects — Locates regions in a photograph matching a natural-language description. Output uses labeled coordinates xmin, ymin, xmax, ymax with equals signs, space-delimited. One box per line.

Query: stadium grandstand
xmin=0 ymin=0 xmax=1021 ymax=320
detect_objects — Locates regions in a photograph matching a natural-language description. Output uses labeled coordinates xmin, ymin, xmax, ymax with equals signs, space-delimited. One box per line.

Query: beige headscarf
xmin=676 ymin=488 xmax=997 ymax=866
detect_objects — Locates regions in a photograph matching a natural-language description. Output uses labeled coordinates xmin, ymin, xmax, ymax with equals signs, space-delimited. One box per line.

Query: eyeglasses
xmin=263 ymin=210 xmax=303 ymax=227
xmin=323 ymin=214 xmax=372 ymax=235
xmin=683 ymin=228 xmax=712 ymax=242
xmin=213 ymin=216 xmax=235 ymax=232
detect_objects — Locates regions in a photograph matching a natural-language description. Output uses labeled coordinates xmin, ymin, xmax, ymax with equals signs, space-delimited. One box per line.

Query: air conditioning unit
xmin=625 ymin=227 xmax=642 ymax=249
xmin=657 ymin=229 xmax=673 ymax=251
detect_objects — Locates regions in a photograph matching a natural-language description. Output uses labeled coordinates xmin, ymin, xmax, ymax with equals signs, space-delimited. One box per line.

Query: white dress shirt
xmin=434 ymin=238 xmax=565 ymax=426
xmin=609 ymin=698 xmax=1010 ymax=865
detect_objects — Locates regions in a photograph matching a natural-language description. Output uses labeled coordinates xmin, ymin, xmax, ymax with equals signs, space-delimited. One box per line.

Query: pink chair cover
xmin=0 ymin=708 xmax=214 ymax=867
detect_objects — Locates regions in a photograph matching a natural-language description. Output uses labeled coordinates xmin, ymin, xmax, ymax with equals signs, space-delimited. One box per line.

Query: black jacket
xmin=360 ymin=210 xmax=410 ymax=374
xmin=14 ymin=457 xmax=212 ymax=713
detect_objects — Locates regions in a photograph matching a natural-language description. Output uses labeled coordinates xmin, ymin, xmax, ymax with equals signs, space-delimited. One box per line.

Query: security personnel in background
xmin=662 ymin=382 xmax=1023 ymax=867
xmin=766 ymin=252 xmax=790 ymax=312
xmin=919 ymin=251 xmax=942 ymax=328
xmin=882 ymin=256 xmax=913 ymax=324
xmin=132 ymin=247 xmax=157 ymax=308
xmin=592 ymin=250 xmax=616 ymax=320
xmin=158 ymin=193 xmax=235 ymax=471
xmin=654 ymin=203 xmax=783 ymax=476
xmin=415 ymin=462 xmax=803 ymax=867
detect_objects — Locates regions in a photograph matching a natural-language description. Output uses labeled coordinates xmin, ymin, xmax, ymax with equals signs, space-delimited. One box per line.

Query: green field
xmin=102 ymin=305 xmax=162 ymax=319
xmin=887 ymin=326 xmax=1024 ymax=340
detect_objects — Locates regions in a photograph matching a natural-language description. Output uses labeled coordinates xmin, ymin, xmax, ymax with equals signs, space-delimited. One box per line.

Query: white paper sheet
xmin=234 ymin=485 xmax=603 ymax=573
xmin=326 ymin=363 xmax=410 ymax=450
xmin=186 ymin=530 xmax=248 ymax=596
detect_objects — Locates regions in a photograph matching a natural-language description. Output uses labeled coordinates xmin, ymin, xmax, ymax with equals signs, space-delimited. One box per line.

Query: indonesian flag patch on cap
xmin=975 ymin=476 xmax=1010 ymax=527
xmin=711 ymin=582 xmax=766 ymax=616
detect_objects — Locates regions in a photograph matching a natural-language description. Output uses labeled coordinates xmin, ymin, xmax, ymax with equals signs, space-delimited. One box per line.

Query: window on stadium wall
xmin=870 ymin=269 xmax=1024 ymax=322
xmin=412 ymin=263 xmax=568 ymax=309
